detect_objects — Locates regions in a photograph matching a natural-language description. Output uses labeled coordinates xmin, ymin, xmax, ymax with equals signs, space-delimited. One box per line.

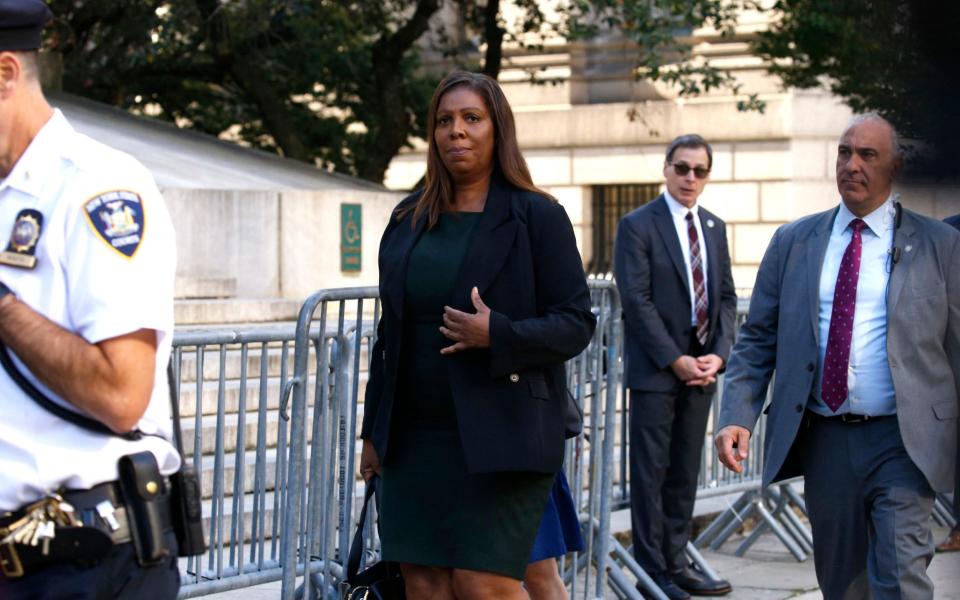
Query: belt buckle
xmin=0 ymin=533 xmax=23 ymax=578
xmin=840 ymin=413 xmax=867 ymax=424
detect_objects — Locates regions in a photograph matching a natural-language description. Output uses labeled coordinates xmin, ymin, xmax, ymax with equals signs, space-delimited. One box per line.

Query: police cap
xmin=0 ymin=0 xmax=52 ymax=52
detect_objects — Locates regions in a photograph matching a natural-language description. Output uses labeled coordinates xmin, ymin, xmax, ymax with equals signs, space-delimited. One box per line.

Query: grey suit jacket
xmin=720 ymin=205 xmax=960 ymax=492
xmin=614 ymin=195 xmax=738 ymax=392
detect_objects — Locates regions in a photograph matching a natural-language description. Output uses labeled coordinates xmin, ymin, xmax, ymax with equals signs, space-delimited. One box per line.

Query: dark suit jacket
xmin=361 ymin=173 xmax=596 ymax=474
xmin=613 ymin=195 xmax=738 ymax=392
xmin=945 ymin=214 xmax=960 ymax=231
xmin=721 ymin=206 xmax=960 ymax=491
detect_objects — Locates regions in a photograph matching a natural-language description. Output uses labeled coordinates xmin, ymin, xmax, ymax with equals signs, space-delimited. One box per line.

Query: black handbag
xmin=564 ymin=389 xmax=584 ymax=439
xmin=342 ymin=477 xmax=405 ymax=600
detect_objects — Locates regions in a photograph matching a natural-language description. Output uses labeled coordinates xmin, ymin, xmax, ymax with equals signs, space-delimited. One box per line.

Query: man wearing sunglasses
xmin=614 ymin=134 xmax=737 ymax=599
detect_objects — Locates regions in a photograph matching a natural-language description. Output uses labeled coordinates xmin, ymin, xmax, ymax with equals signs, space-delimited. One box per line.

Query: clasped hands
xmin=670 ymin=353 xmax=723 ymax=387
xmin=439 ymin=286 xmax=490 ymax=354
xmin=673 ymin=353 xmax=753 ymax=474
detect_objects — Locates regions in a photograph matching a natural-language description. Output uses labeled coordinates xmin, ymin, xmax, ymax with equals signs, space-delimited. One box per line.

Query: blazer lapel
xmin=886 ymin=212 xmax=917 ymax=313
xmin=448 ymin=172 xmax=519 ymax=310
xmin=381 ymin=209 xmax=427 ymax=319
xmin=651 ymin=196 xmax=689 ymax=289
xmin=805 ymin=207 xmax=838 ymax=344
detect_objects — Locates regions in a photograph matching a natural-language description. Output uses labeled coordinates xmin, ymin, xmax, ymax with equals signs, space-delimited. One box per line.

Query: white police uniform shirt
xmin=0 ymin=109 xmax=180 ymax=511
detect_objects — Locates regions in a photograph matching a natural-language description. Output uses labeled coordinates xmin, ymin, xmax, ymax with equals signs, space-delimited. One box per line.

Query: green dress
xmin=379 ymin=211 xmax=554 ymax=579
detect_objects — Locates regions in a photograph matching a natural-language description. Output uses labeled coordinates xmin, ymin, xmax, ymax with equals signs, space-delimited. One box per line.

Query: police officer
xmin=0 ymin=1 xmax=180 ymax=597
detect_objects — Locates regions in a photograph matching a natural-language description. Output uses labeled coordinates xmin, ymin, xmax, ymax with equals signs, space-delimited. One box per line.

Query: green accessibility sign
xmin=341 ymin=203 xmax=362 ymax=272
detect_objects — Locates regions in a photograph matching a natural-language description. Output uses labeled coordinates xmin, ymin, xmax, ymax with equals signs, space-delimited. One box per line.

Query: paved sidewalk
xmin=197 ymin=522 xmax=959 ymax=599
xmin=704 ymin=521 xmax=958 ymax=600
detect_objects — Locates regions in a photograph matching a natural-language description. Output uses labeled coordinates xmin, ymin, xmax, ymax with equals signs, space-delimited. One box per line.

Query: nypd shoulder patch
xmin=82 ymin=190 xmax=146 ymax=258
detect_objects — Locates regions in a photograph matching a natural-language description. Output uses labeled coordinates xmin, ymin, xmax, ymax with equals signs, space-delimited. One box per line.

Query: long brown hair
xmin=402 ymin=71 xmax=554 ymax=227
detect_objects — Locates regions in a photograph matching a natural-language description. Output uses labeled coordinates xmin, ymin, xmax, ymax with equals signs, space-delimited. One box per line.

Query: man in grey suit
xmin=937 ymin=213 xmax=960 ymax=554
xmin=615 ymin=134 xmax=738 ymax=599
xmin=716 ymin=114 xmax=959 ymax=599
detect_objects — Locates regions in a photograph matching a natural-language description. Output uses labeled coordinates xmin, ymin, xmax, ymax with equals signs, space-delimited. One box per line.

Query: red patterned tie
xmin=685 ymin=212 xmax=709 ymax=346
xmin=821 ymin=218 xmax=867 ymax=412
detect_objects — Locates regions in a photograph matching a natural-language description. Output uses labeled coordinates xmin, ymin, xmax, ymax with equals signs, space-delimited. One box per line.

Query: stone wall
xmin=166 ymin=188 xmax=402 ymax=300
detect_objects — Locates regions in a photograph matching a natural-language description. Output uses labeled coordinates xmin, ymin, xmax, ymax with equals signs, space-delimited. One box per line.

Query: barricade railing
xmin=167 ymin=283 xmax=799 ymax=599
xmin=170 ymin=284 xmax=957 ymax=598
xmin=171 ymin=326 xmax=301 ymax=598
xmin=267 ymin=282 xmax=634 ymax=599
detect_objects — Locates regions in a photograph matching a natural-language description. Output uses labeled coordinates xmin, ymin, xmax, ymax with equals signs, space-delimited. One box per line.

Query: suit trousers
xmin=629 ymin=374 xmax=712 ymax=575
xmin=800 ymin=413 xmax=935 ymax=600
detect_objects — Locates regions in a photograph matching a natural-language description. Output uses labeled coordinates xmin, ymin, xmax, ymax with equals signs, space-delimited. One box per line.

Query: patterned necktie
xmin=685 ymin=212 xmax=709 ymax=346
xmin=821 ymin=218 xmax=867 ymax=412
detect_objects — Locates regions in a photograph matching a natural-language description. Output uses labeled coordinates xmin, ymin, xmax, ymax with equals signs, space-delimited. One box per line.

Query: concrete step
xmin=176 ymin=371 xmax=370 ymax=418
xmin=175 ymin=298 xmax=301 ymax=325
xmin=181 ymin=410 xmax=294 ymax=456
xmin=178 ymin=406 xmax=369 ymax=457
xmin=197 ymin=448 xmax=280 ymax=499
xmin=177 ymin=377 xmax=284 ymax=419
xmin=194 ymin=436 xmax=368 ymax=497
xmin=176 ymin=344 xmax=323 ymax=384
xmin=175 ymin=276 xmax=237 ymax=300
xmin=197 ymin=478 xmax=367 ymax=547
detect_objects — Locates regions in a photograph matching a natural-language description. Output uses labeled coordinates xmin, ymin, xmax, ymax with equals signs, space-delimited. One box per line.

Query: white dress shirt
xmin=0 ymin=110 xmax=180 ymax=511
xmin=812 ymin=197 xmax=897 ymax=416
xmin=664 ymin=191 xmax=709 ymax=327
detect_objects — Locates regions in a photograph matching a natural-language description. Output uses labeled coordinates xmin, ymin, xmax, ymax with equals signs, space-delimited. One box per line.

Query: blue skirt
xmin=528 ymin=471 xmax=585 ymax=562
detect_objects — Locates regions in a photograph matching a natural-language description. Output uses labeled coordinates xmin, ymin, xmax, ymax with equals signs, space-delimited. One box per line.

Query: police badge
xmin=0 ymin=209 xmax=43 ymax=268
xmin=83 ymin=190 xmax=145 ymax=258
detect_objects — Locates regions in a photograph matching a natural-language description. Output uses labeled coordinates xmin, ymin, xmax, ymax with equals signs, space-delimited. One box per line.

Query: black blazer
xmin=361 ymin=173 xmax=596 ymax=474
xmin=614 ymin=195 xmax=738 ymax=392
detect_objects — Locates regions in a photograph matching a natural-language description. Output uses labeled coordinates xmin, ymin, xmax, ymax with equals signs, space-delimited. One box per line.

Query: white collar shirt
xmin=664 ymin=190 xmax=709 ymax=326
xmin=812 ymin=197 xmax=897 ymax=416
xmin=0 ymin=110 xmax=179 ymax=511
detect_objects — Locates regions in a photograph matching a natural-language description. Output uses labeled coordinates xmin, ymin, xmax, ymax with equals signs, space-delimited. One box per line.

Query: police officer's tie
xmin=821 ymin=218 xmax=867 ymax=412
xmin=685 ymin=212 xmax=709 ymax=346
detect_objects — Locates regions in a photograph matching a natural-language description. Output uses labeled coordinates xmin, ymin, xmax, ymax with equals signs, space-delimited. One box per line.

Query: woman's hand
xmin=439 ymin=287 xmax=491 ymax=354
xmin=360 ymin=439 xmax=381 ymax=482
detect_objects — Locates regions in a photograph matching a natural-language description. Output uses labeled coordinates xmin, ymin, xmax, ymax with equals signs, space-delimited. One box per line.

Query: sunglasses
xmin=670 ymin=162 xmax=711 ymax=179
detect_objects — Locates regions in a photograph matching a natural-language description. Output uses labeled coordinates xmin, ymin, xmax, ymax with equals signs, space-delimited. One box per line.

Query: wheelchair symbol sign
xmin=341 ymin=204 xmax=362 ymax=272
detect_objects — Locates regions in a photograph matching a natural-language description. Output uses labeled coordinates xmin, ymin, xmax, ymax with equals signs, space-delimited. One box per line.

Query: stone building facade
xmin=385 ymin=6 xmax=960 ymax=293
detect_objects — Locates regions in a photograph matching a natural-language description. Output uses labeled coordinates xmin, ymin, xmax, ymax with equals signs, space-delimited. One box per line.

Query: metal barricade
xmin=282 ymin=287 xmax=381 ymax=600
xmin=171 ymin=326 xmax=302 ymax=598
xmin=167 ymin=285 xmax=807 ymax=599
xmin=270 ymin=282 xmax=634 ymax=599
xmin=169 ymin=283 xmax=956 ymax=598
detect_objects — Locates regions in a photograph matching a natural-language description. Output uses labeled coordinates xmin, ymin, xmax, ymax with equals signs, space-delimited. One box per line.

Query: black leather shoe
xmin=637 ymin=572 xmax=691 ymax=600
xmin=671 ymin=565 xmax=732 ymax=596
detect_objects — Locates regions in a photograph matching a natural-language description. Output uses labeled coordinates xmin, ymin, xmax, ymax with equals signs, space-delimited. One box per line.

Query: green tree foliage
xmin=44 ymin=1 xmax=765 ymax=184
xmin=754 ymin=0 xmax=960 ymax=175
xmin=46 ymin=0 xmax=440 ymax=183
xmin=558 ymin=1 xmax=764 ymax=111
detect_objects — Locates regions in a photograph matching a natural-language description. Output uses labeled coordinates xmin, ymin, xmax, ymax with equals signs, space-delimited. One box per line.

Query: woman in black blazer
xmin=359 ymin=71 xmax=595 ymax=600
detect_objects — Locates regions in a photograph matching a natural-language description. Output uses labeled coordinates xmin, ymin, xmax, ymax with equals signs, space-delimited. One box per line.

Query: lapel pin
xmin=905 ymin=245 xmax=913 ymax=253
xmin=706 ymin=219 xmax=715 ymax=228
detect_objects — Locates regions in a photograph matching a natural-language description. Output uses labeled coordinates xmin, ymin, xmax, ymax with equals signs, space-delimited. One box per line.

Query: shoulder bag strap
xmin=346 ymin=477 xmax=378 ymax=582
xmin=0 ymin=341 xmax=141 ymax=441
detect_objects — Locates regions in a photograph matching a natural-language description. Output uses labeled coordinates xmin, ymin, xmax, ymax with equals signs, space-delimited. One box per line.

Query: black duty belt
xmin=0 ymin=480 xmax=173 ymax=578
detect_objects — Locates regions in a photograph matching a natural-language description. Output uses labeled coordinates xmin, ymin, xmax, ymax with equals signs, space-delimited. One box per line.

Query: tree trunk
xmin=194 ymin=0 xmax=311 ymax=162
xmin=482 ymin=0 xmax=504 ymax=79
xmin=357 ymin=0 xmax=441 ymax=183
